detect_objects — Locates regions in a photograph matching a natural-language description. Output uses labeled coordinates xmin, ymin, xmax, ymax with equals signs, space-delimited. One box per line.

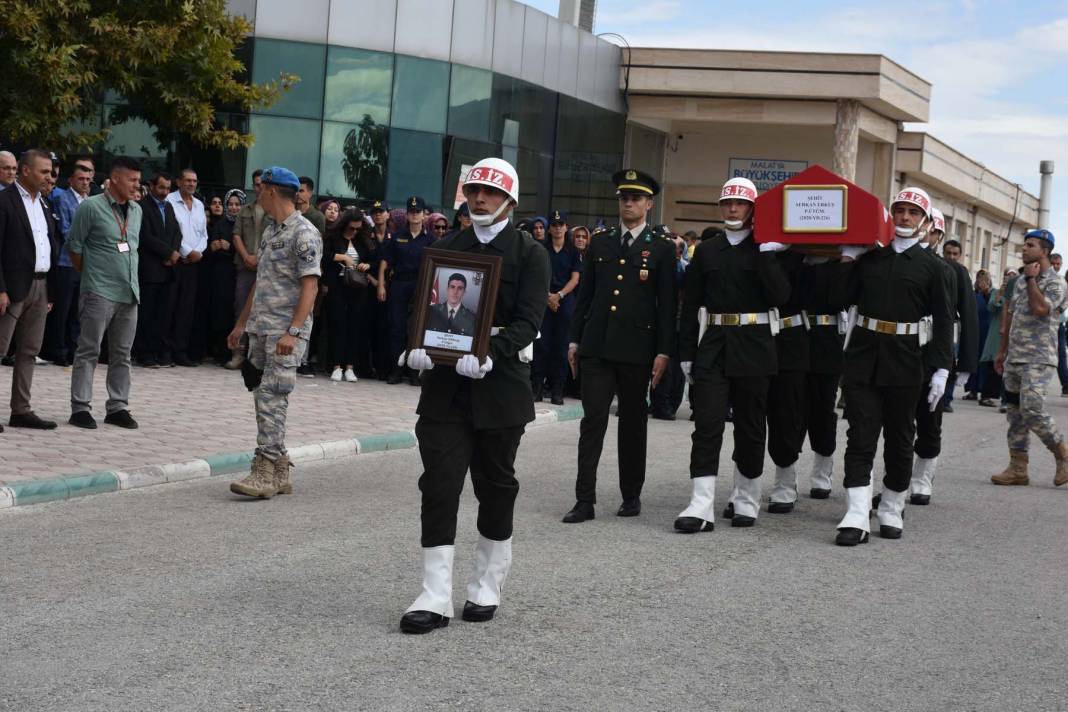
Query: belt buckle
xmin=721 ymin=313 xmax=740 ymax=326
xmin=875 ymin=320 xmax=896 ymax=335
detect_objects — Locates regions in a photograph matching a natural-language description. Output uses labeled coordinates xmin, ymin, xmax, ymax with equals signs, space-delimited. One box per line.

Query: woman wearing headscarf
xmin=201 ymin=189 xmax=242 ymax=364
xmin=427 ymin=211 xmax=450 ymax=241
xmin=531 ymin=216 xmax=547 ymax=242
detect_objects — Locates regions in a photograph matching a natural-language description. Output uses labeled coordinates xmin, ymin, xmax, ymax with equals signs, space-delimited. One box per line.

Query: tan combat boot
xmin=274 ymin=454 xmax=293 ymax=495
xmin=230 ymin=454 xmax=280 ymax=498
xmin=1051 ymin=441 xmax=1068 ymax=487
xmin=991 ymin=450 xmax=1030 ymax=486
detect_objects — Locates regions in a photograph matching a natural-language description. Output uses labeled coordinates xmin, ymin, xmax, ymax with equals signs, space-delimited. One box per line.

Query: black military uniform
xmin=676 ymin=231 xmax=791 ymax=528
xmin=909 ymin=249 xmax=978 ymax=504
xmin=564 ymin=170 xmax=677 ymax=520
xmin=765 ymin=251 xmax=808 ymax=513
xmin=798 ymin=258 xmax=845 ymax=498
xmin=831 ymin=240 xmax=952 ymax=545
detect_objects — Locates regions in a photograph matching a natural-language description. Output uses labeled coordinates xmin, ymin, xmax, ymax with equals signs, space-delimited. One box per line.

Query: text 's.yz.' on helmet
xmin=464 ymin=158 xmax=519 ymax=205
xmin=891 ymin=187 xmax=932 ymax=220
xmin=719 ymin=177 xmax=758 ymax=204
xmin=930 ymin=207 xmax=946 ymax=235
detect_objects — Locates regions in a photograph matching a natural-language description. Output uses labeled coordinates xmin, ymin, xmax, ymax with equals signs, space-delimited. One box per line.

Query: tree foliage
xmin=0 ymin=0 xmax=295 ymax=156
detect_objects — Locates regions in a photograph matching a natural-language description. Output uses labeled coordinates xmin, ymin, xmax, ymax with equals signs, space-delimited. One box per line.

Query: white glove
xmin=759 ymin=241 xmax=789 ymax=253
xmin=927 ymin=368 xmax=948 ymax=412
xmin=955 ymin=372 xmax=969 ymax=388
xmin=455 ymin=354 xmax=492 ymax=379
xmin=397 ymin=351 xmax=406 ymax=367
xmin=840 ymin=245 xmax=870 ymax=260
xmin=406 ymin=348 xmax=434 ymax=371
xmin=681 ymin=361 xmax=693 ymax=385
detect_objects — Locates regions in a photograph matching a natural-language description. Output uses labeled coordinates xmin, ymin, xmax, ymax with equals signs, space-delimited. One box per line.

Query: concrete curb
xmin=0 ymin=405 xmax=584 ymax=510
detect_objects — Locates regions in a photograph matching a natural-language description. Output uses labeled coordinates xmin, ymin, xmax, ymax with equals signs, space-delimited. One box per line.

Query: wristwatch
xmin=287 ymin=326 xmax=301 ymax=337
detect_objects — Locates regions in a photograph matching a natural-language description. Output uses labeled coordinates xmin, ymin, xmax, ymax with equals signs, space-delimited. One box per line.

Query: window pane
xmin=319 ymin=119 xmax=389 ymax=200
xmin=101 ymin=107 xmax=168 ymax=178
xmin=553 ymin=96 xmax=625 ymax=228
xmin=386 ymin=129 xmax=443 ymax=209
xmin=391 ymin=56 xmax=449 ymax=134
xmin=251 ymin=38 xmax=326 ymax=119
xmin=177 ymin=113 xmax=249 ymax=195
xmin=247 ymin=115 xmax=322 ymax=189
xmin=323 ymin=46 xmax=392 ymax=125
xmin=448 ymin=64 xmax=492 ymax=141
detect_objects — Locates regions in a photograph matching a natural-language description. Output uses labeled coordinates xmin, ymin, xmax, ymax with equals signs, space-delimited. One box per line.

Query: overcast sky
xmin=524 ymin=0 xmax=1067 ymax=239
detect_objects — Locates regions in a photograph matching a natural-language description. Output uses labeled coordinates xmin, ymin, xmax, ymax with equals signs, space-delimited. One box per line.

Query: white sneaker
xmin=344 ymin=368 xmax=358 ymax=382
xmin=330 ymin=367 xmax=343 ymax=382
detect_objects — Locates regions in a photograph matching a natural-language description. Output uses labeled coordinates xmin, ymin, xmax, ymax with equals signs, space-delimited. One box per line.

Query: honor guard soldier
xmin=991 ymin=229 xmax=1068 ymax=488
xmin=832 ymin=187 xmax=953 ymax=545
xmin=379 ymin=195 xmax=433 ymax=386
xmin=398 ymin=158 xmax=549 ymax=634
xmin=562 ymin=169 xmax=677 ymax=522
xmin=908 ymin=207 xmax=978 ymax=504
xmin=226 ymin=166 xmax=322 ymax=498
xmin=798 ymin=255 xmax=846 ymax=498
xmin=674 ymin=178 xmax=792 ymax=532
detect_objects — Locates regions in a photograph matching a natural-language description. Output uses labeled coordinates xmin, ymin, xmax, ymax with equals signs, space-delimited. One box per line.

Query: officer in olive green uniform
xmin=991 ymin=228 xmax=1068 ymax=488
xmin=563 ymin=169 xmax=677 ymax=522
xmin=674 ymin=177 xmax=791 ymax=532
xmin=798 ymin=257 xmax=845 ymax=499
xmin=831 ymin=188 xmax=952 ymax=546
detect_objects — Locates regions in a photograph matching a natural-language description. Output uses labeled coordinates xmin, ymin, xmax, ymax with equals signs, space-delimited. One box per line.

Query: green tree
xmin=342 ymin=115 xmax=388 ymax=199
xmin=0 ymin=0 xmax=295 ymax=155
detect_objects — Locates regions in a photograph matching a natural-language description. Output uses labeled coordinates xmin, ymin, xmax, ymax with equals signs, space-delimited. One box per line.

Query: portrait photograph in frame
xmin=410 ymin=248 xmax=503 ymax=366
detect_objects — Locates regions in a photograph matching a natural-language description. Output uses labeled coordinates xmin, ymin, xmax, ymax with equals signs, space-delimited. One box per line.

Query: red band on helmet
xmin=895 ymin=190 xmax=930 ymax=213
xmin=467 ymin=167 xmax=514 ymax=194
xmin=721 ymin=184 xmax=757 ymax=202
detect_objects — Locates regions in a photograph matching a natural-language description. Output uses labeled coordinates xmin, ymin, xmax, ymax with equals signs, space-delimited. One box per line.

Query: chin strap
xmin=470 ymin=199 xmax=512 ymax=227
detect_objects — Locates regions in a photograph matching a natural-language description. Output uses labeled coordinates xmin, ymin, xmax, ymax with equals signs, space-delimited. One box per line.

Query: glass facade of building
xmin=90 ymin=36 xmax=625 ymax=228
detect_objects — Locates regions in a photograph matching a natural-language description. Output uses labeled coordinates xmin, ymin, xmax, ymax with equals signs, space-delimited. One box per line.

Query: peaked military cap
xmin=370 ymin=200 xmax=389 ymax=213
xmin=612 ymin=168 xmax=660 ymax=197
xmin=405 ymin=195 xmax=427 ymax=212
xmin=549 ymin=208 xmax=568 ymax=224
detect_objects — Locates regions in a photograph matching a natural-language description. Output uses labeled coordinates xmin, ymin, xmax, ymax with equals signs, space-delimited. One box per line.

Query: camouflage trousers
xmin=248 ymin=332 xmax=307 ymax=462
xmin=1003 ymin=361 xmax=1063 ymax=452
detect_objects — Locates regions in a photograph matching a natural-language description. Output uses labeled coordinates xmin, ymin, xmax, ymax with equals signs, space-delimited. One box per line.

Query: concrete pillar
xmin=872 ymin=141 xmax=896 ymax=203
xmin=832 ymin=99 xmax=860 ymax=182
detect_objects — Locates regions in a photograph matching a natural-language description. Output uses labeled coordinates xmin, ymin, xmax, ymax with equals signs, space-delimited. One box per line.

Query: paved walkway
xmin=0 ymin=360 xmax=578 ymax=485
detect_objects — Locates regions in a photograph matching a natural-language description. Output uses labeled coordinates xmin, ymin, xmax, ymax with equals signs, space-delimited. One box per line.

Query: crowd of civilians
xmin=0 ymin=147 xmax=1054 ymax=434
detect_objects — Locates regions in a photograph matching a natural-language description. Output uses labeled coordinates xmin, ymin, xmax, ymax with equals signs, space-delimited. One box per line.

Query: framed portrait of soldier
xmin=411 ymin=248 xmax=502 ymax=365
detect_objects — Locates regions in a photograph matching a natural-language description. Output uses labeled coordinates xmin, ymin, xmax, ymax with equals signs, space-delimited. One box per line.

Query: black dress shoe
xmin=649 ymin=410 xmax=676 ymax=421
xmin=617 ymin=497 xmax=641 ymax=517
xmin=104 ymin=410 xmax=139 ymax=429
xmin=550 ymin=391 xmax=564 ymax=406
xmin=767 ymin=501 xmax=794 ymax=514
xmin=173 ymin=355 xmax=198 ymax=367
xmin=532 ymin=385 xmax=543 ymax=402
xmin=562 ymin=501 xmax=595 ymax=523
xmin=942 ymin=403 xmax=954 ymax=413
xmin=674 ymin=516 xmax=713 ymax=533
xmin=879 ymin=525 xmax=902 ymax=539
xmin=387 ymin=368 xmax=404 ymax=385
xmin=731 ymin=514 xmax=756 ymax=527
xmin=69 ymin=411 xmax=98 ymax=429
xmin=722 ymin=502 xmax=734 ymax=519
xmin=835 ymin=528 xmax=869 ymax=546
xmin=159 ymin=358 xmax=175 ymax=368
xmin=9 ymin=412 xmax=57 ymax=430
xmin=462 ymin=601 xmax=497 ymax=622
xmin=399 ymin=610 xmax=450 ymax=634
xmin=810 ymin=488 xmax=831 ymax=499
xmin=408 ymin=371 xmax=421 ymax=386
xmin=910 ymin=493 xmax=930 ymax=505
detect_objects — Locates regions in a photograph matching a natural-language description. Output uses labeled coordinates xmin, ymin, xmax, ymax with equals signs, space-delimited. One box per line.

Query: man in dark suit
xmin=135 ymin=173 xmax=182 ymax=367
xmin=562 ymin=169 xmax=677 ymax=522
xmin=398 ymin=157 xmax=549 ymax=635
xmin=0 ymin=149 xmax=61 ymax=431
xmin=425 ymin=272 xmax=477 ymax=336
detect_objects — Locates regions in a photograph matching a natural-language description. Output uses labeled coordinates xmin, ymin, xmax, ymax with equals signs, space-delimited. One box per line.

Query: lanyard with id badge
xmin=111 ymin=203 xmax=131 ymax=253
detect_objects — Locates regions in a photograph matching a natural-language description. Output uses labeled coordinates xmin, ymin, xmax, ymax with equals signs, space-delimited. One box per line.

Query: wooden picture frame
xmin=410 ymin=248 xmax=503 ymax=366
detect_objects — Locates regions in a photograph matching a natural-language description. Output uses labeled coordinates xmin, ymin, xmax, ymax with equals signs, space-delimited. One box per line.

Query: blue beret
xmin=260 ymin=166 xmax=300 ymax=191
xmin=1025 ymin=228 xmax=1055 ymax=248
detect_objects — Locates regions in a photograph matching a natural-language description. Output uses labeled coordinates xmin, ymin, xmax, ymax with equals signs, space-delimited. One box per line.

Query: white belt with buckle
xmin=857 ymin=315 xmax=920 ymax=336
xmin=806 ymin=313 xmax=838 ymax=327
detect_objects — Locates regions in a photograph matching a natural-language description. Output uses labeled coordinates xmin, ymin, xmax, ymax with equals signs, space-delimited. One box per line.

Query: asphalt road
xmin=3 ymin=399 xmax=1067 ymax=711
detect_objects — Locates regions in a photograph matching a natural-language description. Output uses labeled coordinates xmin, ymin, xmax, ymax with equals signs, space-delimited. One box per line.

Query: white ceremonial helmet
xmin=891 ymin=187 xmax=932 ymax=238
xmin=719 ymin=177 xmax=758 ymax=204
xmin=719 ymin=177 xmax=758 ymax=230
xmin=930 ymin=207 xmax=946 ymax=235
xmin=463 ymin=158 xmax=520 ymax=227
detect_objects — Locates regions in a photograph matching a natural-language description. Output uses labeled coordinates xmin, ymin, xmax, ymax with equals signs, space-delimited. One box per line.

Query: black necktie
xmin=448 ymin=309 xmax=455 ymax=329
xmin=621 ymin=231 xmax=631 ymax=250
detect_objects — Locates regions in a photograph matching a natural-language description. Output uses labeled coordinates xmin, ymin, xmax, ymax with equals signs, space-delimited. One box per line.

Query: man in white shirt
xmin=164 ymin=168 xmax=206 ymax=367
xmin=0 ymin=149 xmax=60 ymax=430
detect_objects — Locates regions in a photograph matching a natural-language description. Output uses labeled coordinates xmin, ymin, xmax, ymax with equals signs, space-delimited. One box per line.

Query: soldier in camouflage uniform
xmin=992 ymin=229 xmax=1068 ymax=488
xmin=226 ymin=167 xmax=322 ymax=498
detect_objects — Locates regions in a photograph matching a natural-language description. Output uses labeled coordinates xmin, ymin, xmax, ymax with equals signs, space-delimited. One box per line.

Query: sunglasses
xmin=432 ymin=223 xmax=448 ymax=232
